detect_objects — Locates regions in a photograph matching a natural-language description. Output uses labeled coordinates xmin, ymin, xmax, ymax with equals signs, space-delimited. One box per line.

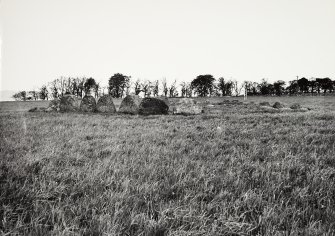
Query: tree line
xmin=12 ymin=74 xmax=335 ymax=101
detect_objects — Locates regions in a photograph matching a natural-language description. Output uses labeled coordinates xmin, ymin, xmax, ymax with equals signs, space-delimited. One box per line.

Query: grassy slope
xmin=0 ymin=96 xmax=335 ymax=235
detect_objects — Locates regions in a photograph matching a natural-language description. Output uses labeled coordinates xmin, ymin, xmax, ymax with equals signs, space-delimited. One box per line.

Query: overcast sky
xmin=1 ymin=0 xmax=335 ymax=91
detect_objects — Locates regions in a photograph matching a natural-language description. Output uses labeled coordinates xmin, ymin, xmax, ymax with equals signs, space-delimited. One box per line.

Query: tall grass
xmin=1 ymin=96 xmax=335 ymax=235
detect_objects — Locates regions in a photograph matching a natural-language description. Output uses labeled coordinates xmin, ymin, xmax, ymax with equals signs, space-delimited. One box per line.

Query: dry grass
xmin=1 ymin=96 xmax=335 ymax=235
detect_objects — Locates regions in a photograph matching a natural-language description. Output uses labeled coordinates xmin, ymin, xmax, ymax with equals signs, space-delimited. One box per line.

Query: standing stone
xmin=273 ymin=102 xmax=285 ymax=109
xmin=173 ymin=98 xmax=203 ymax=115
xmin=259 ymin=101 xmax=271 ymax=107
xmin=119 ymin=95 xmax=142 ymax=114
xmin=96 ymin=95 xmax=116 ymax=113
xmin=156 ymin=96 xmax=170 ymax=106
xmin=59 ymin=95 xmax=81 ymax=112
xmin=80 ymin=95 xmax=97 ymax=112
xmin=46 ymin=99 xmax=60 ymax=112
xmin=139 ymin=97 xmax=169 ymax=115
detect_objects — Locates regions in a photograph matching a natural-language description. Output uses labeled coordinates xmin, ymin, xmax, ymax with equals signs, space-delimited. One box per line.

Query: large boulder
xmin=156 ymin=96 xmax=170 ymax=107
xmin=273 ymin=102 xmax=285 ymax=109
xmin=173 ymin=98 xmax=203 ymax=115
xmin=96 ymin=95 xmax=116 ymax=113
xmin=80 ymin=95 xmax=97 ymax=112
xmin=139 ymin=97 xmax=169 ymax=115
xmin=59 ymin=95 xmax=81 ymax=112
xmin=119 ymin=95 xmax=142 ymax=114
xmin=46 ymin=99 xmax=60 ymax=112
xmin=259 ymin=101 xmax=271 ymax=107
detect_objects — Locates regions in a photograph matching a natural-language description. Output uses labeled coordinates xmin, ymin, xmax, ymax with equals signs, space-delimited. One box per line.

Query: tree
xmin=93 ymin=82 xmax=100 ymax=98
xmin=217 ymin=77 xmax=226 ymax=96
xmin=212 ymin=84 xmax=221 ymax=97
xmin=185 ymin=83 xmax=193 ymax=97
xmin=225 ymin=80 xmax=234 ymax=96
xmin=268 ymin=83 xmax=275 ymax=95
xmin=273 ymin=80 xmax=286 ymax=96
xmin=153 ymin=80 xmax=159 ymax=97
xmin=77 ymin=78 xmax=85 ymax=97
xmin=49 ymin=80 xmax=58 ymax=99
xmin=258 ymin=79 xmax=273 ymax=95
xmin=84 ymin=77 xmax=97 ymax=95
xmin=287 ymin=80 xmax=299 ymax=95
xmin=217 ymin=78 xmax=234 ymax=96
xmin=309 ymin=78 xmax=317 ymax=94
xmin=65 ymin=77 xmax=74 ymax=94
xmin=297 ymin=77 xmax=309 ymax=93
xmin=142 ymin=80 xmax=152 ymax=97
xmin=39 ymin=85 xmax=49 ymax=100
xmin=243 ymin=81 xmax=253 ymax=96
xmin=191 ymin=74 xmax=215 ymax=97
xmin=108 ymin=73 xmax=130 ymax=98
xmin=250 ymin=82 xmax=259 ymax=95
xmin=232 ymin=80 xmax=243 ymax=97
xmin=12 ymin=91 xmax=26 ymax=101
xmin=101 ymin=86 xmax=108 ymax=96
xmin=12 ymin=92 xmax=20 ymax=101
xmin=180 ymin=82 xmax=187 ymax=97
xmin=169 ymin=80 xmax=178 ymax=97
xmin=134 ymin=79 xmax=142 ymax=95
xmin=48 ymin=77 xmax=66 ymax=98
xmin=28 ymin=90 xmax=39 ymax=100
xmin=20 ymin=91 xmax=27 ymax=101
xmin=316 ymin=78 xmax=333 ymax=93
xmin=57 ymin=77 xmax=66 ymax=97
xmin=162 ymin=78 xmax=168 ymax=97
xmin=125 ymin=81 xmax=132 ymax=96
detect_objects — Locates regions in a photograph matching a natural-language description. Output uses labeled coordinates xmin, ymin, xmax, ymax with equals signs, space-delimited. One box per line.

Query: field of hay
xmin=1 ymin=96 xmax=335 ymax=235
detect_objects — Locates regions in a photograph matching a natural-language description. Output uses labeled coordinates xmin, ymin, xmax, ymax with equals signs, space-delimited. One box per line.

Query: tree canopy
xmin=191 ymin=74 xmax=215 ymax=97
xmin=108 ymin=73 xmax=130 ymax=98
xmin=84 ymin=78 xmax=97 ymax=95
xmin=12 ymin=74 xmax=335 ymax=101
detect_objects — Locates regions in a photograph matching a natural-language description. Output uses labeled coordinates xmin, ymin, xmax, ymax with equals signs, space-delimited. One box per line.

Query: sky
xmin=1 ymin=0 xmax=335 ymax=92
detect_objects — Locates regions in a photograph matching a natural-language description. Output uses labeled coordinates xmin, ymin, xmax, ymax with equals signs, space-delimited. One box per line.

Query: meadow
xmin=1 ymin=96 xmax=335 ymax=235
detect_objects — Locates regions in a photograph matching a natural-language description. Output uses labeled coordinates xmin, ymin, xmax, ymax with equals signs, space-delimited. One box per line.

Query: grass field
xmin=1 ymin=96 xmax=335 ymax=235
